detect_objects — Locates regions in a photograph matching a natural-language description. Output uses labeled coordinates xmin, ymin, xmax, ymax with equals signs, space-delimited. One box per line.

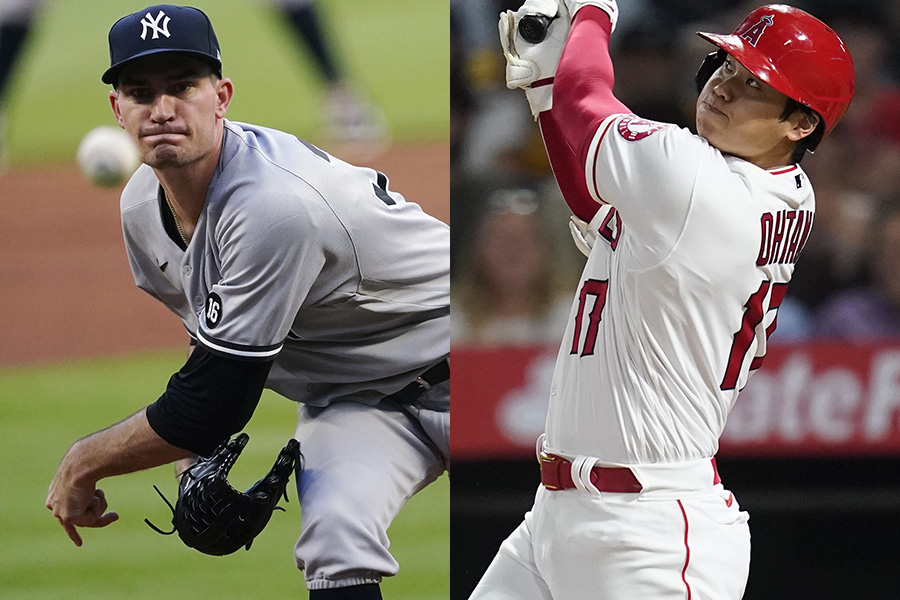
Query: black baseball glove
xmin=145 ymin=433 xmax=302 ymax=556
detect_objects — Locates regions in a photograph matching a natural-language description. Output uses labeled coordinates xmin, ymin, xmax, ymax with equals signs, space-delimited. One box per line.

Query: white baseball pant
xmin=469 ymin=459 xmax=750 ymax=599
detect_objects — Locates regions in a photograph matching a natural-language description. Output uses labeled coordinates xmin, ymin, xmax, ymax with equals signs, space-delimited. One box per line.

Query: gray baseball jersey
xmin=120 ymin=120 xmax=449 ymax=409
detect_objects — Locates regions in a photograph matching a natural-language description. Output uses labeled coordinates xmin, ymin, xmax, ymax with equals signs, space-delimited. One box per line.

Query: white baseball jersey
xmin=544 ymin=113 xmax=814 ymax=465
xmin=120 ymin=120 xmax=450 ymax=408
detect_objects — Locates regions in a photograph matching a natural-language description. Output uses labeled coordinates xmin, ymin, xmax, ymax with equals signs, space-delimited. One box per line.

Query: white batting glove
xmin=569 ymin=215 xmax=597 ymax=257
xmin=568 ymin=207 xmax=612 ymax=257
xmin=563 ymin=0 xmax=618 ymax=32
xmin=499 ymin=0 xmax=571 ymax=118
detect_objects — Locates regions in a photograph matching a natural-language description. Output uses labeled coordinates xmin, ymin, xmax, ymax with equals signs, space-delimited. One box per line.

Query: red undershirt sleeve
xmin=538 ymin=7 xmax=630 ymax=220
xmin=539 ymin=111 xmax=598 ymax=221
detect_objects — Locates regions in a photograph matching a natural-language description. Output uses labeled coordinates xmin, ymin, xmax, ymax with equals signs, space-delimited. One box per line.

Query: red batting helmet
xmin=696 ymin=4 xmax=855 ymax=135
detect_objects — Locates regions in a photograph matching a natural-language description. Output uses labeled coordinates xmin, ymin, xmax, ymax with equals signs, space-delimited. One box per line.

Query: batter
xmin=471 ymin=2 xmax=854 ymax=598
xmin=46 ymin=6 xmax=448 ymax=599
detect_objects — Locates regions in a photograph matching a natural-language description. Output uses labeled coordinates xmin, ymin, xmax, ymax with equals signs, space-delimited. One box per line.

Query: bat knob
xmin=518 ymin=14 xmax=553 ymax=44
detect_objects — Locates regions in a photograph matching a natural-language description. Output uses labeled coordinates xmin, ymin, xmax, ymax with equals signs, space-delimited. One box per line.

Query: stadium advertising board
xmin=452 ymin=342 xmax=900 ymax=458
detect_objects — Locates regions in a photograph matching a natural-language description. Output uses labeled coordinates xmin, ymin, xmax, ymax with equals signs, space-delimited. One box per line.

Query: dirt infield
xmin=0 ymin=142 xmax=449 ymax=366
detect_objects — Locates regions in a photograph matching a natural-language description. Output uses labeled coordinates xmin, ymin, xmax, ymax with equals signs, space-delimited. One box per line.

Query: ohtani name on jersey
xmin=756 ymin=209 xmax=814 ymax=266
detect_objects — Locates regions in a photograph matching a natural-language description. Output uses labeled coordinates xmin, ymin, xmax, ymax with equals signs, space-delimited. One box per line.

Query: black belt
xmin=385 ymin=358 xmax=450 ymax=404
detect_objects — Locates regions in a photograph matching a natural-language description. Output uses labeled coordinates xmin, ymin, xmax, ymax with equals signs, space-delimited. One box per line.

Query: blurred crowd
xmin=451 ymin=0 xmax=900 ymax=345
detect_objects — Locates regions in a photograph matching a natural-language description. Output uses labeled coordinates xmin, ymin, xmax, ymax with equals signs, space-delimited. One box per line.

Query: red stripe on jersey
xmin=590 ymin=118 xmax=618 ymax=201
xmin=532 ymin=77 xmax=554 ymax=88
xmin=677 ymin=499 xmax=693 ymax=600
xmin=769 ymin=165 xmax=799 ymax=175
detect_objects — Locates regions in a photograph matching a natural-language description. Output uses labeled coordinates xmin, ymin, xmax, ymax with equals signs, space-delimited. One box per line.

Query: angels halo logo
xmin=617 ymin=115 xmax=669 ymax=141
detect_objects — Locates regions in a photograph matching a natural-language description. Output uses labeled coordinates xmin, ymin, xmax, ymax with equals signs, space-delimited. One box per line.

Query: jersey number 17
xmin=570 ymin=278 xmax=788 ymax=391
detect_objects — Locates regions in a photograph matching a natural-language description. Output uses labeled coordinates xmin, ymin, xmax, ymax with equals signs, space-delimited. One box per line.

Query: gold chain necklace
xmin=163 ymin=189 xmax=189 ymax=247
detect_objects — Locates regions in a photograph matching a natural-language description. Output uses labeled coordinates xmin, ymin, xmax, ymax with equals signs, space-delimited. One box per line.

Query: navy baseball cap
xmin=102 ymin=4 xmax=222 ymax=85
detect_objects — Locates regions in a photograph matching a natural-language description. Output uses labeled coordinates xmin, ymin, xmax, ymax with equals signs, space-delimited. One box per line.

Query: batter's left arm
xmin=536 ymin=5 xmax=629 ymax=220
xmin=46 ymin=409 xmax=190 ymax=546
xmin=540 ymin=109 xmax=602 ymax=221
xmin=554 ymin=6 xmax=629 ymax=161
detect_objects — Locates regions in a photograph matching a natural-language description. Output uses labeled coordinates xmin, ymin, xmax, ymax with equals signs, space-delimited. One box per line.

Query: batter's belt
xmin=540 ymin=452 xmax=722 ymax=494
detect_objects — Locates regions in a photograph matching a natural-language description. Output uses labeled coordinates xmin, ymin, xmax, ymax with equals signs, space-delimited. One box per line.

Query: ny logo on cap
xmin=140 ymin=10 xmax=171 ymax=40
xmin=740 ymin=14 xmax=774 ymax=47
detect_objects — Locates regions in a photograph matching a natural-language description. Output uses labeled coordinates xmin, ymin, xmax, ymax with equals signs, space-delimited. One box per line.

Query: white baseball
xmin=76 ymin=126 xmax=141 ymax=188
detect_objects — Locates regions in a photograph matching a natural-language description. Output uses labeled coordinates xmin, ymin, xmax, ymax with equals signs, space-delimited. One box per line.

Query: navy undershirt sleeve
xmin=146 ymin=345 xmax=275 ymax=456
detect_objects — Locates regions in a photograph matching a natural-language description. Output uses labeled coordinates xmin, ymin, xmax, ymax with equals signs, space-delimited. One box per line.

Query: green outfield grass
xmin=3 ymin=0 xmax=449 ymax=166
xmin=0 ymin=352 xmax=449 ymax=599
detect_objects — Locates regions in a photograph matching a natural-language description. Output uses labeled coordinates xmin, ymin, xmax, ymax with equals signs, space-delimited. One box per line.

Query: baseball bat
xmin=518 ymin=14 xmax=554 ymax=44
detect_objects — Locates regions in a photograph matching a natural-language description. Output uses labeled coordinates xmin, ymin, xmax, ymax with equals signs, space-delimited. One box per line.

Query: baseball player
xmin=271 ymin=0 xmax=386 ymax=144
xmin=0 ymin=0 xmax=42 ymax=104
xmin=45 ymin=5 xmax=448 ymax=599
xmin=0 ymin=0 xmax=45 ymax=166
xmin=470 ymin=2 xmax=853 ymax=599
